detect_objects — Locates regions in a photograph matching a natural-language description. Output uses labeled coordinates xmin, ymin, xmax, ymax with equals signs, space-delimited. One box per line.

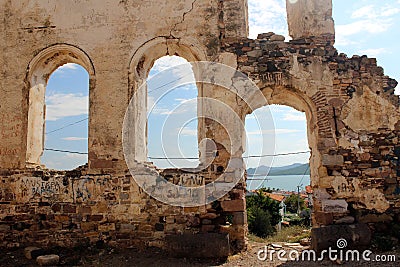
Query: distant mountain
xmin=247 ymin=163 xmax=310 ymax=176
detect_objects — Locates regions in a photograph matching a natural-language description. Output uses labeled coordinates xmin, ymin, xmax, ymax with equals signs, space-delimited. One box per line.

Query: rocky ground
xmin=1 ymin=241 xmax=399 ymax=266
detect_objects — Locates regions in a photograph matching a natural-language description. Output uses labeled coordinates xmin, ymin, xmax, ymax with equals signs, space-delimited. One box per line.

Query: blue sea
xmin=246 ymin=175 xmax=311 ymax=192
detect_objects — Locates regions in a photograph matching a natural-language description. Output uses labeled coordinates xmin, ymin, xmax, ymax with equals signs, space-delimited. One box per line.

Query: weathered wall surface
xmin=1 ymin=0 xmax=246 ymax=170
xmin=0 ymin=0 xmax=248 ymax=254
xmin=221 ymin=32 xmax=400 ymax=250
xmin=0 ymin=0 xmax=399 ymax=256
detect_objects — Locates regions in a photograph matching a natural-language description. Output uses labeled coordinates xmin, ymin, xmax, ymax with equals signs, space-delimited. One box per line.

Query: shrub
xmin=247 ymin=207 xmax=275 ymax=238
xmin=246 ymin=188 xmax=281 ymax=238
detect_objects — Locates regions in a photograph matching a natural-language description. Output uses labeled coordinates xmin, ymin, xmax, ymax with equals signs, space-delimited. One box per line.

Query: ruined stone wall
xmin=0 ymin=0 xmax=399 ymax=257
xmin=221 ymin=32 xmax=400 ymax=251
xmin=0 ymin=167 xmax=248 ymax=254
xmin=0 ymin=0 xmax=248 ymax=255
xmin=0 ymin=0 xmax=245 ymax=170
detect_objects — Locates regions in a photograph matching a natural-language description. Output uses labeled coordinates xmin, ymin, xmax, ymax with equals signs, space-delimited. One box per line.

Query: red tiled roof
xmin=264 ymin=192 xmax=285 ymax=202
xmin=305 ymin=185 xmax=313 ymax=194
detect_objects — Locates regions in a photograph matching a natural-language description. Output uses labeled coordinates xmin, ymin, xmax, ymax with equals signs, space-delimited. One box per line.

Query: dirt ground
xmin=1 ymin=241 xmax=399 ymax=267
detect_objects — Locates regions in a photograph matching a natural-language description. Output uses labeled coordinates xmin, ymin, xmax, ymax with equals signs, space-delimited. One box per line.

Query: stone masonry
xmin=0 ymin=0 xmax=399 ymax=256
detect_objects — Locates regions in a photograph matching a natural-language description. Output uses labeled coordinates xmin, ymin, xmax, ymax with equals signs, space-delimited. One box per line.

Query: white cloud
xmin=247 ymin=129 xmax=301 ymax=135
xmin=351 ymin=5 xmax=374 ymax=19
xmin=62 ymin=137 xmax=88 ymax=141
xmin=65 ymin=154 xmax=87 ymax=159
xmin=46 ymin=93 xmax=88 ymax=121
xmin=175 ymin=98 xmax=196 ymax=104
xmin=336 ymin=4 xmax=400 ymax=46
xmin=335 ymin=35 xmax=358 ymax=47
xmin=149 ymin=56 xmax=190 ymax=75
xmin=282 ymin=112 xmax=306 ymax=122
xmin=380 ymin=7 xmax=400 ymax=17
xmin=149 ymin=107 xmax=171 ymax=115
xmin=248 ymin=0 xmax=288 ymax=39
xmin=57 ymin=63 xmax=79 ymax=71
xmin=41 ymin=153 xmax=87 ymax=170
xmin=149 ymin=98 xmax=196 ymax=116
xmin=358 ymin=48 xmax=389 ymax=57
xmin=352 ymin=5 xmax=400 ymax=19
xmin=337 ymin=20 xmax=392 ymax=37
xmin=147 ymin=56 xmax=196 ymax=98
xmin=178 ymin=128 xmax=197 ymax=136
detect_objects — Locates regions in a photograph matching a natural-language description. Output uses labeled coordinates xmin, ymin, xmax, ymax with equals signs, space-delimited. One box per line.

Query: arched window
xmin=147 ymin=56 xmax=200 ymax=169
xmin=25 ymin=44 xmax=95 ymax=169
xmin=40 ymin=64 xmax=89 ymax=170
xmin=245 ymin=104 xmax=310 ymax=192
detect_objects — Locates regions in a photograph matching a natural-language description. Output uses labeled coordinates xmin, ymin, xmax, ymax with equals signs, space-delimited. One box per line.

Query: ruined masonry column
xmin=286 ymin=0 xmax=335 ymax=40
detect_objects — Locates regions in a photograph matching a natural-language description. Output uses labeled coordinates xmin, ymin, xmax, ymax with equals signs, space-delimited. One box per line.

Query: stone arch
xmin=25 ymin=44 xmax=95 ymax=167
xmin=126 ymin=37 xmax=207 ymax=162
xmin=260 ymin=85 xmax=320 ymax=183
xmin=244 ymin=83 xmax=321 ymax=214
xmin=129 ymin=37 xmax=206 ymax=81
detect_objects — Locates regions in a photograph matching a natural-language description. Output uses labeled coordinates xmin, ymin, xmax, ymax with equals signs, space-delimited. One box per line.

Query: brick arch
xmin=247 ymin=85 xmax=321 ymax=193
xmin=25 ymin=44 xmax=95 ymax=167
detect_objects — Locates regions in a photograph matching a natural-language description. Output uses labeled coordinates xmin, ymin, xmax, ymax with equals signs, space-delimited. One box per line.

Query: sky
xmin=41 ymin=0 xmax=399 ymax=170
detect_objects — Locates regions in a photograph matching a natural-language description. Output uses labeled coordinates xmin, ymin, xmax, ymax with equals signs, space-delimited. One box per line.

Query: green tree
xmin=246 ymin=188 xmax=282 ymax=237
xmin=284 ymin=193 xmax=305 ymax=214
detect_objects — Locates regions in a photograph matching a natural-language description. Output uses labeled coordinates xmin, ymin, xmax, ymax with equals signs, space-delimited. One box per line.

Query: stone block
xmin=199 ymin=213 xmax=218 ymax=220
xmin=98 ymin=223 xmax=116 ymax=232
xmin=357 ymin=213 xmax=393 ymax=223
xmin=319 ymin=176 xmax=334 ymax=188
xmin=63 ymin=204 xmax=76 ymax=213
xmin=166 ymin=233 xmax=229 ymax=258
xmin=120 ymin=223 xmax=137 ymax=233
xmin=322 ymin=155 xmax=344 ymax=166
xmin=257 ymin=32 xmax=274 ymax=39
xmin=232 ymin=211 xmax=247 ymax=225
xmin=221 ymin=199 xmax=245 ymax=212
xmin=270 ymin=34 xmax=285 ymax=41
xmin=312 ymin=224 xmax=371 ymax=252
xmin=24 ymin=247 xmax=45 ymax=260
xmin=80 ymin=222 xmax=97 ymax=232
xmin=334 ymin=216 xmax=355 ymax=224
xmin=201 ymin=225 xmax=215 ymax=232
xmin=247 ymin=50 xmax=262 ymax=58
xmin=314 ymin=212 xmax=333 ymax=225
xmin=55 ymin=215 xmax=70 ymax=222
xmin=87 ymin=215 xmax=103 ymax=222
xmin=202 ymin=219 xmax=212 ymax=225
xmin=0 ymin=224 xmax=10 ymax=231
xmin=321 ymin=199 xmax=348 ymax=213
xmin=90 ymin=159 xmax=113 ymax=169
xmin=36 ymin=255 xmax=60 ymax=266
xmin=78 ymin=206 xmax=92 ymax=214
xmin=51 ymin=203 xmax=61 ymax=213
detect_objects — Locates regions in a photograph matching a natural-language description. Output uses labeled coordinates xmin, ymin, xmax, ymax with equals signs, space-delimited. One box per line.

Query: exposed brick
xmin=87 ymin=215 xmax=103 ymax=222
xmin=63 ymin=204 xmax=76 ymax=214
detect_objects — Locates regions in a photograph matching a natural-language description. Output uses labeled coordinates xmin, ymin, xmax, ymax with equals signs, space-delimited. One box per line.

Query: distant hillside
xmin=247 ymin=163 xmax=310 ymax=176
